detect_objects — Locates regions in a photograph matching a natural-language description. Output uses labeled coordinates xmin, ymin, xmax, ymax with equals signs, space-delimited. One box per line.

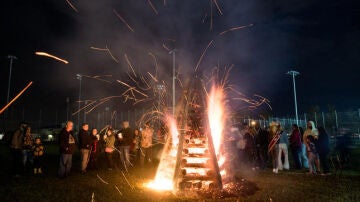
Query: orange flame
xmin=208 ymin=85 xmax=225 ymax=155
xmin=145 ymin=115 xmax=178 ymax=191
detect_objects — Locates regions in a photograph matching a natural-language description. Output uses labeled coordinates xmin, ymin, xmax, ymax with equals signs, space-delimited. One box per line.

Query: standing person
xmin=140 ymin=123 xmax=153 ymax=166
xmin=268 ymin=122 xmax=280 ymax=173
xmin=78 ymin=123 xmax=93 ymax=174
xmin=317 ymin=126 xmax=330 ymax=175
xmin=236 ymin=123 xmax=247 ymax=166
xmin=104 ymin=128 xmax=115 ymax=170
xmin=289 ymin=124 xmax=302 ymax=169
xmin=33 ymin=137 xmax=45 ymax=175
xmin=303 ymin=121 xmax=320 ymax=172
xmin=306 ymin=135 xmax=318 ymax=174
xmin=133 ymin=129 xmax=141 ymax=165
xmin=277 ymin=124 xmax=290 ymax=171
xmin=22 ymin=126 xmax=34 ymax=171
xmin=10 ymin=122 xmax=28 ymax=177
xmin=299 ymin=126 xmax=308 ymax=168
xmin=245 ymin=126 xmax=257 ymax=169
xmin=117 ymin=121 xmax=134 ymax=170
xmin=88 ymin=128 xmax=100 ymax=170
xmin=58 ymin=121 xmax=76 ymax=178
xmin=253 ymin=122 xmax=269 ymax=170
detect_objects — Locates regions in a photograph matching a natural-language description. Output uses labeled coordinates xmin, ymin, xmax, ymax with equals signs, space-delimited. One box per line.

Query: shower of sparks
xmin=96 ymin=174 xmax=109 ymax=184
xmin=194 ymin=40 xmax=214 ymax=72
xmin=124 ymin=54 xmax=137 ymax=77
xmin=113 ymin=9 xmax=135 ymax=32
xmin=219 ymin=24 xmax=254 ymax=35
xmin=115 ymin=185 xmax=123 ymax=196
xmin=147 ymin=0 xmax=159 ymax=15
xmin=121 ymin=171 xmax=135 ymax=190
xmin=65 ymin=0 xmax=78 ymax=13
xmin=90 ymin=46 xmax=119 ymax=63
xmin=213 ymin=0 xmax=223 ymax=15
xmin=35 ymin=52 xmax=69 ymax=64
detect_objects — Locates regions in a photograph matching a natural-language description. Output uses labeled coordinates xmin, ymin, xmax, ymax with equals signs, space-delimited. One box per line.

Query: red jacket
xmin=290 ymin=129 xmax=302 ymax=149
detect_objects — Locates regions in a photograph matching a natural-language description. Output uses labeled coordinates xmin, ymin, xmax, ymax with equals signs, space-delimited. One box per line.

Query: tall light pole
xmin=169 ymin=49 xmax=177 ymax=116
xmin=66 ymin=97 xmax=70 ymax=121
xmin=76 ymin=74 xmax=82 ymax=131
xmin=287 ymin=70 xmax=300 ymax=125
xmin=6 ymin=55 xmax=18 ymax=104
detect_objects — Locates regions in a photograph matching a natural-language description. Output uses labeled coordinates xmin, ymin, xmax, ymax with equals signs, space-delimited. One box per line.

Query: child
xmin=306 ymin=135 xmax=318 ymax=174
xmin=33 ymin=137 xmax=44 ymax=175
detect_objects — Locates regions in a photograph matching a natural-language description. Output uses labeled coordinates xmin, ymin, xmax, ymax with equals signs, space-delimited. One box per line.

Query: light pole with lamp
xmin=76 ymin=74 xmax=82 ymax=131
xmin=287 ymin=70 xmax=300 ymax=125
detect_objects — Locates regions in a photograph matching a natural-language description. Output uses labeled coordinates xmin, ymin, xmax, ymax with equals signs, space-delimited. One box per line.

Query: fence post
xmin=322 ymin=112 xmax=325 ymax=128
xmin=335 ymin=110 xmax=339 ymax=129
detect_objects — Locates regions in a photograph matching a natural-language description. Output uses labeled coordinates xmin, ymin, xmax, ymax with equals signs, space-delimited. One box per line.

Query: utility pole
xmin=169 ymin=49 xmax=177 ymax=116
xmin=66 ymin=97 xmax=70 ymax=121
xmin=287 ymin=70 xmax=300 ymax=125
xmin=6 ymin=55 xmax=18 ymax=104
xmin=76 ymin=74 xmax=82 ymax=131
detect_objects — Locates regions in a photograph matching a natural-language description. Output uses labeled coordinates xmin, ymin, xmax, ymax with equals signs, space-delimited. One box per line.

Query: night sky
xmin=0 ymin=0 xmax=359 ymax=123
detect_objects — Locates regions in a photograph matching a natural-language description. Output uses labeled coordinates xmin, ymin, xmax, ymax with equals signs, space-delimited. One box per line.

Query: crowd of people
xmin=233 ymin=120 xmax=331 ymax=175
xmin=8 ymin=120 xmax=154 ymax=178
xmin=8 ymin=119 xmax=331 ymax=178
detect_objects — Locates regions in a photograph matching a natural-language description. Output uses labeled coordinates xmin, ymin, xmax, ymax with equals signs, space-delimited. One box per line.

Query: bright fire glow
xmin=208 ymin=85 xmax=225 ymax=155
xmin=145 ymin=115 xmax=179 ymax=191
xmin=208 ymin=85 xmax=227 ymax=181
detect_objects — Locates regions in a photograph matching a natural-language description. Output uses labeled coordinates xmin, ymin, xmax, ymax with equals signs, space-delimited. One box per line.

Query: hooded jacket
xmin=303 ymin=121 xmax=318 ymax=143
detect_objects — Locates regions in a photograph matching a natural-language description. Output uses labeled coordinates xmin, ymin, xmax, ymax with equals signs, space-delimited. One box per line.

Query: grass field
xmin=0 ymin=143 xmax=359 ymax=202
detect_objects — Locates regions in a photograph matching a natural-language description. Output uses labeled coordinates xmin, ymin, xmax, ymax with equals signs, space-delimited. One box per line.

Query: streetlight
xmin=169 ymin=49 xmax=177 ymax=116
xmin=6 ymin=55 xmax=18 ymax=105
xmin=76 ymin=74 xmax=82 ymax=131
xmin=287 ymin=70 xmax=300 ymax=125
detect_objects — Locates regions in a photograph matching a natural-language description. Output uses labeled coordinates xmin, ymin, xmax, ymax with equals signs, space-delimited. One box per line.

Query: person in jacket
xmin=88 ymin=128 xmax=100 ymax=170
xmin=306 ymin=135 xmax=318 ymax=174
xmin=140 ymin=123 xmax=153 ymax=166
xmin=289 ymin=124 xmax=302 ymax=169
xmin=104 ymin=127 xmax=115 ymax=170
xmin=33 ymin=137 xmax=44 ymax=175
xmin=317 ymin=126 xmax=330 ymax=175
xmin=253 ymin=122 xmax=269 ymax=170
xmin=78 ymin=123 xmax=93 ymax=173
xmin=303 ymin=121 xmax=320 ymax=172
xmin=58 ymin=121 xmax=76 ymax=178
xmin=116 ymin=121 xmax=134 ymax=170
xmin=10 ymin=122 xmax=28 ymax=176
xmin=277 ymin=124 xmax=289 ymax=171
xmin=22 ymin=126 xmax=34 ymax=171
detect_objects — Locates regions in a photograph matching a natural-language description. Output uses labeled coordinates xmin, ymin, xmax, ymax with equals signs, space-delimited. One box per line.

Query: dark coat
xmin=290 ymin=129 xmax=302 ymax=149
xmin=59 ymin=128 xmax=76 ymax=154
xmin=317 ymin=131 xmax=330 ymax=154
xmin=78 ymin=129 xmax=93 ymax=150
xmin=117 ymin=127 xmax=134 ymax=147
